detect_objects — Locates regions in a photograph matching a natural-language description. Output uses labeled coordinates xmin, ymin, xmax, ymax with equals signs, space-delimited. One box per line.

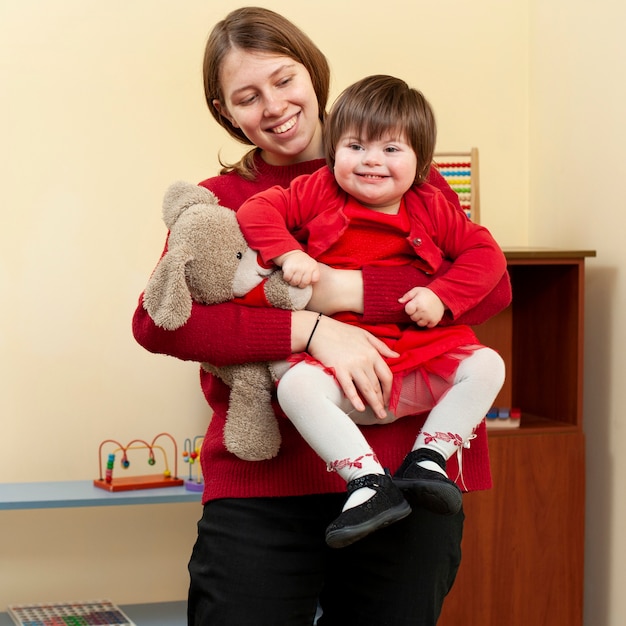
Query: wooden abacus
xmin=433 ymin=148 xmax=480 ymax=223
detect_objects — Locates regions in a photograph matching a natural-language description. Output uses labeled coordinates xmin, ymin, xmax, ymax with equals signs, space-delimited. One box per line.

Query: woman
xmin=132 ymin=7 xmax=511 ymax=625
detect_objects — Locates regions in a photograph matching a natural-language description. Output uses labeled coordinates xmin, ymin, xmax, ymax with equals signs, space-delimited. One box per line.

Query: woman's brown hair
xmin=203 ymin=7 xmax=330 ymax=178
xmin=323 ymin=75 xmax=437 ymax=184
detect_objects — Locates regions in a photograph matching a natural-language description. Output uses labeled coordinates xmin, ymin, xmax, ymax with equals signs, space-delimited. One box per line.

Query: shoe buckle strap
xmin=347 ymin=473 xmax=386 ymax=495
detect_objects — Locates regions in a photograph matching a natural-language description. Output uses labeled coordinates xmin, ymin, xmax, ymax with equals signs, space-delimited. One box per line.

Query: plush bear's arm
xmin=264 ymin=271 xmax=312 ymax=311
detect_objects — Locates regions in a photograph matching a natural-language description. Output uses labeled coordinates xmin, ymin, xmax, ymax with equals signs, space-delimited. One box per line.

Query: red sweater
xmin=132 ymin=153 xmax=512 ymax=502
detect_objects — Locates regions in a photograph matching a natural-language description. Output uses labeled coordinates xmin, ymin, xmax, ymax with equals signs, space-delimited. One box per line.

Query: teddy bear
xmin=142 ymin=181 xmax=312 ymax=461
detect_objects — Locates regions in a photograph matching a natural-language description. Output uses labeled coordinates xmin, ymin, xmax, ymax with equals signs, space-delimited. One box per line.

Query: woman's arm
xmin=133 ymin=295 xmax=396 ymax=418
xmin=307 ymin=261 xmax=511 ymax=326
xmin=363 ymin=261 xmax=512 ymax=326
xmin=132 ymin=296 xmax=294 ymax=367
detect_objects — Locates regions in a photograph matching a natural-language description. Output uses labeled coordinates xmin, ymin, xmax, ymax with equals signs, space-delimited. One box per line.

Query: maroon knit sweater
xmin=132 ymin=154 xmax=511 ymax=502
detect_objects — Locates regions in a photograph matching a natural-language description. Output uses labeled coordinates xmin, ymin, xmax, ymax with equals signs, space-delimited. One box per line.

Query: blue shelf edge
xmin=0 ymin=480 xmax=202 ymax=510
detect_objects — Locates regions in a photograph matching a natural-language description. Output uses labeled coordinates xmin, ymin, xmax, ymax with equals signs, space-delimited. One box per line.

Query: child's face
xmin=333 ymin=130 xmax=418 ymax=213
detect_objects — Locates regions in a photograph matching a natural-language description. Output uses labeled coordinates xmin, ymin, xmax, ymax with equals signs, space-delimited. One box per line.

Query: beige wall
xmin=0 ymin=0 xmax=623 ymax=623
xmin=529 ymin=2 xmax=626 ymax=625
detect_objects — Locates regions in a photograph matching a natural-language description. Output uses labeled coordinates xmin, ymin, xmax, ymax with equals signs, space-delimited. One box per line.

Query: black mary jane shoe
xmin=325 ymin=473 xmax=411 ymax=549
xmin=393 ymin=449 xmax=463 ymax=516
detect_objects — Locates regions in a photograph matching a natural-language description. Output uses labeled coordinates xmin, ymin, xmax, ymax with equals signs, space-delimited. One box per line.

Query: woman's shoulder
xmin=198 ymin=154 xmax=327 ymax=210
xmin=198 ymin=170 xmax=259 ymax=211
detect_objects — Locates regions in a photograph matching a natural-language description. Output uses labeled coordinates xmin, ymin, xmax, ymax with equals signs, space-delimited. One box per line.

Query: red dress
xmin=300 ymin=196 xmax=481 ymax=414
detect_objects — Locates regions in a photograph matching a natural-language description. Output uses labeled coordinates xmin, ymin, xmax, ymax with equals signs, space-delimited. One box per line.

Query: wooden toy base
xmin=93 ymin=474 xmax=184 ymax=492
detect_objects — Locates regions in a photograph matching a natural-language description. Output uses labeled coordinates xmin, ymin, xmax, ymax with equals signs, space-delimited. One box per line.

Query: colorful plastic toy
xmin=182 ymin=435 xmax=205 ymax=492
xmin=94 ymin=432 xmax=183 ymax=492
xmin=485 ymin=406 xmax=522 ymax=429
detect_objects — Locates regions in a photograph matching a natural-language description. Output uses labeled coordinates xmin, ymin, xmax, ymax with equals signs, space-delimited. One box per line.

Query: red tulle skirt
xmin=289 ymin=322 xmax=481 ymax=419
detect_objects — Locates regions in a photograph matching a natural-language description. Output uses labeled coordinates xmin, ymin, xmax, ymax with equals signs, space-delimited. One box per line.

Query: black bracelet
xmin=305 ymin=313 xmax=323 ymax=353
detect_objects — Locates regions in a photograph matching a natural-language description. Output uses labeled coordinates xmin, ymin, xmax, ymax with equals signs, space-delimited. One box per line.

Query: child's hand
xmin=399 ymin=287 xmax=445 ymax=328
xmin=276 ymin=250 xmax=320 ymax=288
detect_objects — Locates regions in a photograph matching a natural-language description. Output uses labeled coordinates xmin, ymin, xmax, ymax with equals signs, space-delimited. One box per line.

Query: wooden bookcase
xmin=439 ymin=248 xmax=594 ymax=626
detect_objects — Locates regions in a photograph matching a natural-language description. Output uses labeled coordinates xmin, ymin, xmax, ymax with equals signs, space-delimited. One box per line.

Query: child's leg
xmin=394 ymin=347 xmax=505 ymax=514
xmin=277 ymin=361 xmax=410 ymax=547
xmin=414 ymin=346 xmax=505 ymax=461
xmin=277 ymin=361 xmax=384 ymax=503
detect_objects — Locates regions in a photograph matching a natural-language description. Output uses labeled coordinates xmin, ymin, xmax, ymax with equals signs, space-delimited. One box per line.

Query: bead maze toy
xmin=434 ymin=148 xmax=480 ymax=223
xmin=182 ymin=435 xmax=205 ymax=492
xmin=8 ymin=600 xmax=135 ymax=626
xmin=94 ymin=432 xmax=183 ymax=492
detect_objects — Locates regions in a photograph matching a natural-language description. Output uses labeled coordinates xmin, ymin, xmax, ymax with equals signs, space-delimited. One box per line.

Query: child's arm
xmin=237 ymin=183 xmax=309 ymax=267
xmin=398 ymin=287 xmax=445 ymax=328
xmin=407 ymin=187 xmax=507 ymax=320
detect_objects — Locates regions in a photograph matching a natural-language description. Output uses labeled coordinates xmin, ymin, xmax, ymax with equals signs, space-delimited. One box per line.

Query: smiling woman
xmin=131 ymin=6 xmax=512 ymax=625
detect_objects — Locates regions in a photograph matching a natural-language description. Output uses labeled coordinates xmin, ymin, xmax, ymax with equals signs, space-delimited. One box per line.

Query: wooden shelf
xmin=487 ymin=412 xmax=581 ymax=437
xmin=439 ymin=248 xmax=593 ymax=626
xmin=502 ymin=246 xmax=596 ymax=260
xmin=0 ymin=480 xmax=201 ymax=510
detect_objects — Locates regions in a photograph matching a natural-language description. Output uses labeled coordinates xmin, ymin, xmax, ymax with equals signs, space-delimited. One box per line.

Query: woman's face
xmin=214 ymin=49 xmax=324 ymax=166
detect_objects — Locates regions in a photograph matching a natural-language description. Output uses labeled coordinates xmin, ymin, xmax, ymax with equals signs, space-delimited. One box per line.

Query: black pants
xmin=188 ymin=493 xmax=463 ymax=626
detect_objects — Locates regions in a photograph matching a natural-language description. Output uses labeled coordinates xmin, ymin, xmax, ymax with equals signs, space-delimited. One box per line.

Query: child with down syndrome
xmin=237 ymin=74 xmax=506 ymax=549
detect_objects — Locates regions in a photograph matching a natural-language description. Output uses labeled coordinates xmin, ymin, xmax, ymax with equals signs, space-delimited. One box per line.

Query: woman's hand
xmin=292 ymin=311 xmax=398 ymax=418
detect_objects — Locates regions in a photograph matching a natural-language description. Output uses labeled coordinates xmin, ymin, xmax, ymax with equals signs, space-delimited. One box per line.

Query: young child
xmin=237 ymin=74 xmax=507 ymax=548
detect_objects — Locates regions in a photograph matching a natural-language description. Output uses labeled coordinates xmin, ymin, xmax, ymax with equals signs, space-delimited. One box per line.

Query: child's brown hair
xmin=324 ymin=74 xmax=436 ymax=184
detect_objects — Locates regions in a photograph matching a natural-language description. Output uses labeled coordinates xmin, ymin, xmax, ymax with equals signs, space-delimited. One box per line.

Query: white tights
xmin=275 ymin=347 xmax=505 ymax=509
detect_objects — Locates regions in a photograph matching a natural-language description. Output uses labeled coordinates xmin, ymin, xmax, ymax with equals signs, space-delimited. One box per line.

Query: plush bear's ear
xmin=143 ymin=248 xmax=195 ymax=330
xmin=162 ymin=181 xmax=218 ymax=230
